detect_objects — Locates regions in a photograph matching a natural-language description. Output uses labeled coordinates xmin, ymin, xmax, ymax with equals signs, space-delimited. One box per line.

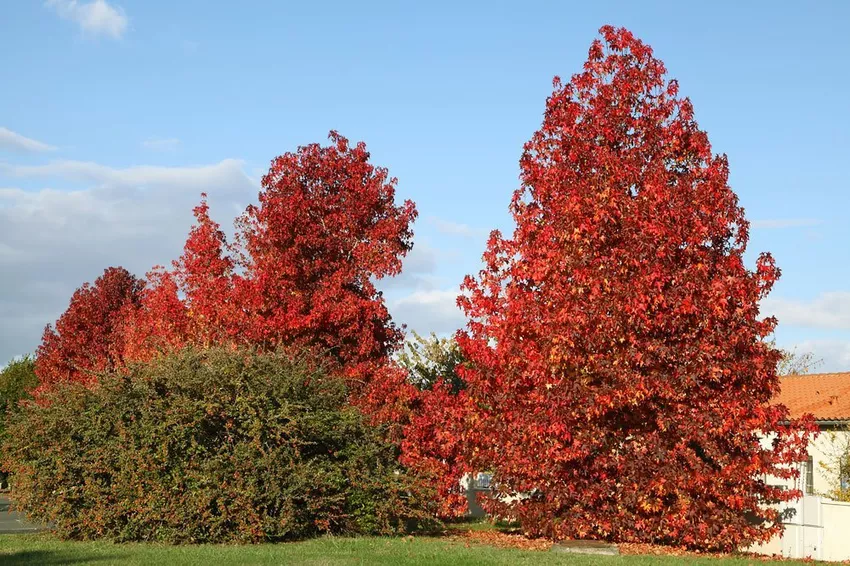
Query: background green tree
xmin=776 ymin=346 xmax=823 ymax=376
xmin=0 ymin=355 xmax=37 ymax=489
xmin=397 ymin=331 xmax=465 ymax=393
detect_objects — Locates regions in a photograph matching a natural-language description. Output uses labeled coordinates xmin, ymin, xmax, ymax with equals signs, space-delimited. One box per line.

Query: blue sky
xmin=2 ymin=1 xmax=849 ymax=370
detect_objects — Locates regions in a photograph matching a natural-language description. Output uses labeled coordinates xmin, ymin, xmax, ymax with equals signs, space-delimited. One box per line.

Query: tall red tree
xmin=457 ymin=26 xmax=813 ymax=550
xmin=173 ymin=194 xmax=240 ymax=346
xmin=123 ymin=196 xmax=239 ymax=359
xmin=234 ymin=131 xmax=417 ymax=391
xmin=35 ymin=267 xmax=143 ymax=391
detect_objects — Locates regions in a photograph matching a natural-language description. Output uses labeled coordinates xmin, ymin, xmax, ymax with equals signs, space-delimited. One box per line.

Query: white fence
xmin=750 ymin=496 xmax=850 ymax=561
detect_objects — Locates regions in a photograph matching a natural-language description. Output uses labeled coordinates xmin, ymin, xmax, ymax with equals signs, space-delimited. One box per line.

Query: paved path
xmin=0 ymin=495 xmax=45 ymax=534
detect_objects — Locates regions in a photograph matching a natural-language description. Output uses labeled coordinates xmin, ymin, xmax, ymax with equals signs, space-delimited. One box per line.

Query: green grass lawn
xmin=0 ymin=533 xmax=811 ymax=566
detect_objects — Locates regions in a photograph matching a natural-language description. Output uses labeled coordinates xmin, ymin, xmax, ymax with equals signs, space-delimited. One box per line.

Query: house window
xmin=805 ymin=456 xmax=815 ymax=495
xmin=841 ymin=462 xmax=850 ymax=491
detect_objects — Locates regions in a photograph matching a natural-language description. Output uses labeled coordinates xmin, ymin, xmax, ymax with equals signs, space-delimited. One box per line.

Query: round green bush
xmin=1 ymin=348 xmax=438 ymax=542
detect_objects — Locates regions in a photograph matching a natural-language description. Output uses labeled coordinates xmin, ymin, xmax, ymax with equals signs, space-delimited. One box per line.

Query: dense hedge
xmin=1 ymin=348 xmax=438 ymax=542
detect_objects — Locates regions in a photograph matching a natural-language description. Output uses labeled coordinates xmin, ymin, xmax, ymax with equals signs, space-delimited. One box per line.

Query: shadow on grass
xmin=0 ymin=550 xmax=117 ymax=565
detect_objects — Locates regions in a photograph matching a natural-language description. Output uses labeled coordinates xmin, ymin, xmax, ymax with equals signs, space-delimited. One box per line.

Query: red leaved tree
xmin=457 ymin=26 xmax=814 ymax=550
xmin=234 ymin=131 xmax=417 ymax=393
xmin=35 ymin=134 xmax=417 ymax=410
xmin=35 ymin=267 xmax=144 ymax=391
xmin=123 ymin=195 xmax=239 ymax=360
xmin=396 ymin=332 xmax=474 ymax=517
xmin=120 ymin=268 xmax=190 ymax=362
xmin=400 ymin=380 xmax=471 ymax=517
xmin=172 ymin=194 xmax=240 ymax=347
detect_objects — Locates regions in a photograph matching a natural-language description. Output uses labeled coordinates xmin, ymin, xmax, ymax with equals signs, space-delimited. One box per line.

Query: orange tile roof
xmin=775 ymin=372 xmax=850 ymax=421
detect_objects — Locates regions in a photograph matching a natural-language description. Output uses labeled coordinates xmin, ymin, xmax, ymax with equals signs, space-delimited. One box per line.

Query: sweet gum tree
xmin=121 ymin=268 xmax=191 ymax=362
xmin=234 ymin=131 xmax=417 ymax=394
xmin=399 ymin=380 xmax=471 ymax=517
xmin=35 ymin=267 xmax=143 ymax=392
xmin=124 ymin=194 xmax=240 ymax=361
xmin=231 ymin=131 xmax=420 ymax=429
xmin=173 ymin=194 xmax=240 ymax=346
xmin=457 ymin=26 xmax=814 ymax=550
xmin=397 ymin=332 xmax=471 ymax=517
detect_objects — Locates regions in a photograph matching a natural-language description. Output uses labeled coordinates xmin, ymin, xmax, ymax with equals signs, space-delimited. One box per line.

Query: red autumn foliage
xmin=120 ymin=268 xmax=190 ymax=362
xmin=35 ymin=133 xmax=418 ymax=407
xmin=29 ymin=33 xmax=815 ymax=552
xmin=456 ymin=26 xmax=815 ymax=551
xmin=233 ymin=131 xmax=417 ymax=392
xmin=453 ymin=529 xmax=803 ymax=561
xmin=122 ymin=196 xmax=241 ymax=360
xmin=400 ymin=380 xmax=471 ymax=517
xmin=35 ymin=267 xmax=144 ymax=392
xmin=173 ymin=194 xmax=239 ymax=347
xmin=453 ymin=528 xmax=553 ymax=552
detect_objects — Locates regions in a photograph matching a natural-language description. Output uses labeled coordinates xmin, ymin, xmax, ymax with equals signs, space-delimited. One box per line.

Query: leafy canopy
xmin=456 ymin=25 xmax=814 ymax=551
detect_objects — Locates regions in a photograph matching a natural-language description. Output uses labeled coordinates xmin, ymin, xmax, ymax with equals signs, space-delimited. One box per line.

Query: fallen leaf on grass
xmin=451 ymin=529 xmax=551 ymax=551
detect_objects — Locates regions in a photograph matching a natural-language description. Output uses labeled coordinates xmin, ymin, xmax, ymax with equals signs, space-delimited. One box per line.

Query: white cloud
xmin=1 ymin=159 xmax=249 ymax=191
xmin=379 ymin=243 xmax=442 ymax=291
xmin=390 ymin=289 xmax=466 ymax=335
xmin=0 ymin=158 xmax=256 ymax=364
xmin=751 ymin=218 xmax=822 ymax=229
xmin=762 ymin=292 xmax=850 ymax=331
xmin=142 ymin=138 xmax=181 ymax=152
xmin=47 ymin=0 xmax=127 ymax=39
xmin=784 ymin=340 xmax=850 ymax=373
xmin=428 ymin=216 xmax=488 ymax=238
xmin=0 ymin=127 xmax=56 ymax=153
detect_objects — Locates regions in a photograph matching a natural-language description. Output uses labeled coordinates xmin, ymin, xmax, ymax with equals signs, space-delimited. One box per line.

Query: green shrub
xmin=0 ymin=355 xmax=38 ymax=432
xmin=0 ymin=355 xmax=38 ymax=489
xmin=1 ymin=348 xmax=438 ymax=542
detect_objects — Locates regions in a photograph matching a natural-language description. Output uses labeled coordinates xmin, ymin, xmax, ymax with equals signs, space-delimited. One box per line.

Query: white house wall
xmin=760 ymin=429 xmax=849 ymax=497
xmin=807 ymin=429 xmax=850 ymax=496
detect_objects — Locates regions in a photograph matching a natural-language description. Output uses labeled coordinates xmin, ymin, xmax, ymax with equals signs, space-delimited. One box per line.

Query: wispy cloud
xmin=390 ymin=289 xmax=465 ymax=335
xmin=0 ymin=157 xmax=256 ymax=364
xmin=0 ymin=158 xmax=249 ymax=191
xmin=762 ymin=292 xmax=850 ymax=330
xmin=0 ymin=127 xmax=56 ymax=153
xmin=751 ymin=218 xmax=822 ymax=229
xmin=142 ymin=138 xmax=181 ymax=152
xmin=428 ymin=216 xmax=489 ymax=238
xmin=46 ymin=0 xmax=128 ymax=39
xmin=378 ymin=243 xmax=444 ymax=292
